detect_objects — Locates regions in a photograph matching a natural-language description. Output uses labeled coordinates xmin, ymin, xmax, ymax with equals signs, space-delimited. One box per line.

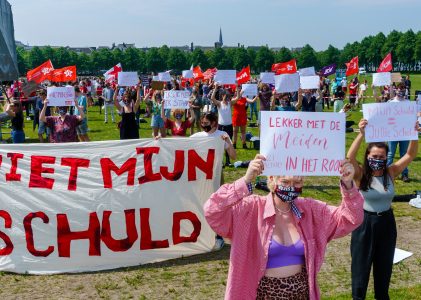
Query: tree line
xmin=16 ymin=29 xmax=421 ymax=76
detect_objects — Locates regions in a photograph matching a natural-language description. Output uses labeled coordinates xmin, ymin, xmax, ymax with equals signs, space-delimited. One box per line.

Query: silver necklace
xmin=274 ymin=203 xmax=291 ymax=214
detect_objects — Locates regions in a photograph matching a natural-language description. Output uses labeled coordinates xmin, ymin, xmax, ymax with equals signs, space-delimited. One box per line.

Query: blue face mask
xmin=58 ymin=108 xmax=67 ymax=116
xmin=175 ymin=114 xmax=183 ymax=120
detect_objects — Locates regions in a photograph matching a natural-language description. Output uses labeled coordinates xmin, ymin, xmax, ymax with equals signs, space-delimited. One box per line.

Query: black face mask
xmin=367 ymin=158 xmax=386 ymax=171
xmin=201 ymin=125 xmax=212 ymax=132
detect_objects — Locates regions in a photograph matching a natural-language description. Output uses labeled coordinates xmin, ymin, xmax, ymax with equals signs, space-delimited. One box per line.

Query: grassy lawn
xmin=0 ymin=74 xmax=420 ymax=299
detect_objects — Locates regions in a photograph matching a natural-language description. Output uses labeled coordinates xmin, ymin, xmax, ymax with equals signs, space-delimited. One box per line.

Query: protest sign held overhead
xmin=182 ymin=70 xmax=194 ymax=79
xmin=300 ymin=75 xmax=319 ymax=90
xmin=363 ymin=102 xmax=419 ymax=142
xmin=0 ymin=138 xmax=224 ymax=274
xmin=164 ymin=90 xmax=191 ymax=109
xmin=214 ymin=70 xmax=236 ymax=85
xmin=46 ymin=86 xmax=75 ymax=106
xmin=260 ymin=72 xmax=275 ymax=84
xmin=298 ymin=67 xmax=316 ymax=77
xmin=260 ymin=111 xmax=345 ymax=176
xmin=117 ymin=72 xmax=139 ymax=87
xmin=158 ymin=71 xmax=171 ymax=82
xmin=372 ymin=72 xmax=392 ymax=87
xmin=241 ymin=84 xmax=258 ymax=98
xmin=275 ymin=73 xmax=300 ymax=93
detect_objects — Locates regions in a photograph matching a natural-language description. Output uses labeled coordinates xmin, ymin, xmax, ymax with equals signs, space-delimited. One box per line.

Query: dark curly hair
xmin=360 ymin=142 xmax=389 ymax=191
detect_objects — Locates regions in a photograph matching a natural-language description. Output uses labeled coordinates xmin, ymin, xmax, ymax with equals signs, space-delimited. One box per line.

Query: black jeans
xmin=218 ymin=124 xmax=233 ymax=165
xmin=351 ymin=209 xmax=397 ymax=300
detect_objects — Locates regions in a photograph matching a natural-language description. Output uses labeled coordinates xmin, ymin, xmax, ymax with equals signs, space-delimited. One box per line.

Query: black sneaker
xmin=402 ymin=175 xmax=410 ymax=183
xmin=243 ymin=143 xmax=248 ymax=149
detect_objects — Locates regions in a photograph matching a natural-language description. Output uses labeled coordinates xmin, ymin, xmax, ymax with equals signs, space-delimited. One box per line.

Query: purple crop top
xmin=266 ymin=238 xmax=305 ymax=269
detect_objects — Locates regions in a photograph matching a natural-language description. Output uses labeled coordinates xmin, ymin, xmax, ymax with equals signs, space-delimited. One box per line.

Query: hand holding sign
xmin=339 ymin=160 xmax=355 ymax=188
xmin=244 ymin=154 xmax=266 ymax=184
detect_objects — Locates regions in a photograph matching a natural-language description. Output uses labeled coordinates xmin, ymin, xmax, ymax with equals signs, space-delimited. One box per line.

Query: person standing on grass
xmin=232 ymin=86 xmax=256 ymax=149
xmin=204 ymin=154 xmax=363 ymax=299
xmin=4 ymin=99 xmax=25 ymax=143
xmin=113 ymin=84 xmax=141 ymax=140
xmin=74 ymin=86 xmax=90 ymax=142
xmin=40 ymin=98 xmax=84 ymax=143
xmin=347 ymin=119 xmax=420 ymax=300
xmin=144 ymin=90 xmax=166 ymax=138
xmin=102 ymin=83 xmax=115 ymax=123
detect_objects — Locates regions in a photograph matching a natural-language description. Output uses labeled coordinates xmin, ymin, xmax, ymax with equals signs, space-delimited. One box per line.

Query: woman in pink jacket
xmin=204 ymin=154 xmax=364 ymax=299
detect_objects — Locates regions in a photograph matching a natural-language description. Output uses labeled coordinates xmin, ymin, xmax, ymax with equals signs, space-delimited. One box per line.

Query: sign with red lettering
xmin=46 ymin=86 xmax=75 ymax=107
xmin=260 ymin=111 xmax=345 ymax=176
xmin=163 ymin=90 xmax=192 ymax=109
xmin=0 ymin=138 xmax=224 ymax=274
xmin=362 ymin=102 xmax=418 ymax=142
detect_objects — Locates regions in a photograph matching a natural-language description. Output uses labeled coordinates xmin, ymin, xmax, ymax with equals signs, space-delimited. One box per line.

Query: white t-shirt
xmin=360 ymin=84 xmax=367 ymax=91
xmin=191 ymin=129 xmax=231 ymax=149
xmin=218 ymin=102 xmax=232 ymax=126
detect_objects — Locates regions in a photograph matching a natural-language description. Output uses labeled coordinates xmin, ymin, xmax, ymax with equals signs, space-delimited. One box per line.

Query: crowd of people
xmin=0 ymin=70 xmax=420 ymax=299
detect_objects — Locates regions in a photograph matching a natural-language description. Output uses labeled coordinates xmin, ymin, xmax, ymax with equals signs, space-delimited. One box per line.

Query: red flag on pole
xmin=345 ymin=56 xmax=359 ymax=76
xmin=104 ymin=63 xmax=122 ymax=82
xmin=272 ymin=59 xmax=297 ymax=75
xmin=236 ymin=66 xmax=251 ymax=84
xmin=203 ymin=68 xmax=217 ymax=80
xmin=377 ymin=53 xmax=392 ymax=73
xmin=51 ymin=66 xmax=77 ymax=82
xmin=26 ymin=60 xmax=54 ymax=83
xmin=192 ymin=66 xmax=204 ymax=81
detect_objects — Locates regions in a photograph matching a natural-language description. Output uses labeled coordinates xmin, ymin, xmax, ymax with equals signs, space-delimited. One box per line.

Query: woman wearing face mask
xmin=347 ymin=119 xmax=420 ymax=300
xmin=113 ymin=84 xmax=141 ymax=140
xmin=232 ymin=86 xmax=256 ymax=149
xmin=4 ymin=99 xmax=25 ymax=143
xmin=39 ymin=98 xmax=84 ymax=143
xmin=271 ymin=92 xmax=297 ymax=111
xmin=211 ymin=83 xmax=234 ymax=166
xmin=161 ymin=102 xmax=194 ymax=137
xmin=144 ymin=90 xmax=166 ymax=138
xmin=204 ymin=155 xmax=363 ymax=299
xmin=189 ymin=89 xmax=202 ymax=135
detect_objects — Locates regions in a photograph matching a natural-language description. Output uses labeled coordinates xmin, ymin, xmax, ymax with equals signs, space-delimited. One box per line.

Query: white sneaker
xmin=213 ymin=238 xmax=225 ymax=251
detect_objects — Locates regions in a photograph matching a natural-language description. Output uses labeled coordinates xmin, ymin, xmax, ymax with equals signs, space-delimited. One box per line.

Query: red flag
xmin=345 ymin=56 xmax=359 ymax=76
xmin=27 ymin=60 xmax=54 ymax=83
xmin=377 ymin=53 xmax=392 ymax=73
xmin=51 ymin=66 xmax=77 ymax=82
xmin=272 ymin=59 xmax=297 ymax=75
xmin=104 ymin=63 xmax=122 ymax=81
xmin=203 ymin=68 xmax=218 ymax=80
xmin=192 ymin=66 xmax=204 ymax=80
xmin=236 ymin=66 xmax=251 ymax=84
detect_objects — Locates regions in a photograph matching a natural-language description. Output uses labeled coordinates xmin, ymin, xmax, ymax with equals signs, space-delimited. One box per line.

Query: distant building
xmin=214 ymin=28 xmax=223 ymax=48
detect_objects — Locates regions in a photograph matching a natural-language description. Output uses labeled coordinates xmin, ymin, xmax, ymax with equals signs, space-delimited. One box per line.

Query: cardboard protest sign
xmin=260 ymin=72 xmax=275 ymax=84
xmin=214 ymin=70 xmax=236 ymax=85
xmin=182 ymin=70 xmax=194 ymax=79
xmin=241 ymin=84 xmax=258 ymax=98
xmin=391 ymin=72 xmax=402 ymax=83
xmin=372 ymin=72 xmax=392 ymax=87
xmin=22 ymin=81 xmax=40 ymax=96
xmin=363 ymin=102 xmax=418 ymax=142
xmin=298 ymin=67 xmax=316 ymax=77
xmin=0 ymin=138 xmax=224 ymax=274
xmin=300 ymin=75 xmax=320 ymax=90
xmin=158 ymin=71 xmax=171 ymax=82
xmin=47 ymin=86 xmax=75 ymax=106
xmin=275 ymin=73 xmax=300 ymax=93
xmin=164 ymin=90 xmax=191 ymax=109
xmin=117 ymin=72 xmax=138 ymax=87
xmin=151 ymin=81 xmax=165 ymax=90
xmin=260 ymin=111 xmax=345 ymax=176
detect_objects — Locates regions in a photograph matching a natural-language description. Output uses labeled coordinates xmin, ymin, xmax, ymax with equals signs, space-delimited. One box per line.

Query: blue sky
xmin=8 ymin=0 xmax=421 ymax=51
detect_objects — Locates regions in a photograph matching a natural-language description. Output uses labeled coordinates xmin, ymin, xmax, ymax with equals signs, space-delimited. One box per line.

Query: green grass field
xmin=0 ymin=74 xmax=420 ymax=299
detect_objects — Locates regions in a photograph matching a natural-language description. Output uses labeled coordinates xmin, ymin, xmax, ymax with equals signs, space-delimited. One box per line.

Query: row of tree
xmin=16 ymin=29 xmax=421 ymax=76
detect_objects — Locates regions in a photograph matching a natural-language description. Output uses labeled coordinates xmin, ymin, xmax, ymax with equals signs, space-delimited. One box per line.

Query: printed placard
xmin=214 ymin=70 xmax=236 ymax=85
xmin=372 ymin=72 xmax=392 ymax=87
xmin=260 ymin=111 xmax=345 ymax=176
xmin=275 ymin=73 xmax=300 ymax=93
xmin=300 ymin=75 xmax=320 ymax=90
xmin=158 ymin=71 xmax=172 ymax=82
xmin=164 ymin=90 xmax=192 ymax=109
xmin=117 ymin=72 xmax=139 ymax=87
xmin=260 ymin=72 xmax=275 ymax=84
xmin=363 ymin=102 xmax=418 ymax=142
xmin=298 ymin=67 xmax=316 ymax=77
xmin=47 ymin=86 xmax=75 ymax=106
xmin=241 ymin=84 xmax=258 ymax=98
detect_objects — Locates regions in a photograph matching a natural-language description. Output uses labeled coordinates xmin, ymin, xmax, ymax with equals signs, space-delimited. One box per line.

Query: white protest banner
xmin=182 ymin=70 xmax=194 ymax=79
xmin=241 ymin=84 xmax=258 ymax=98
xmin=417 ymin=95 xmax=421 ymax=123
xmin=0 ymin=138 xmax=224 ymax=274
xmin=164 ymin=90 xmax=192 ymax=109
xmin=362 ymin=102 xmax=418 ymax=142
xmin=300 ymin=75 xmax=320 ymax=90
xmin=117 ymin=72 xmax=139 ymax=87
xmin=298 ymin=67 xmax=316 ymax=77
xmin=152 ymin=75 xmax=159 ymax=81
xmin=214 ymin=70 xmax=236 ymax=84
xmin=158 ymin=71 xmax=172 ymax=82
xmin=260 ymin=111 xmax=345 ymax=176
xmin=46 ymin=86 xmax=75 ymax=107
xmin=275 ymin=73 xmax=300 ymax=93
xmin=372 ymin=72 xmax=392 ymax=87
xmin=260 ymin=72 xmax=275 ymax=84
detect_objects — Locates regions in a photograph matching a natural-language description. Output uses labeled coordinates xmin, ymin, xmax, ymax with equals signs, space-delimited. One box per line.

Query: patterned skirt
xmin=256 ymin=268 xmax=309 ymax=300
